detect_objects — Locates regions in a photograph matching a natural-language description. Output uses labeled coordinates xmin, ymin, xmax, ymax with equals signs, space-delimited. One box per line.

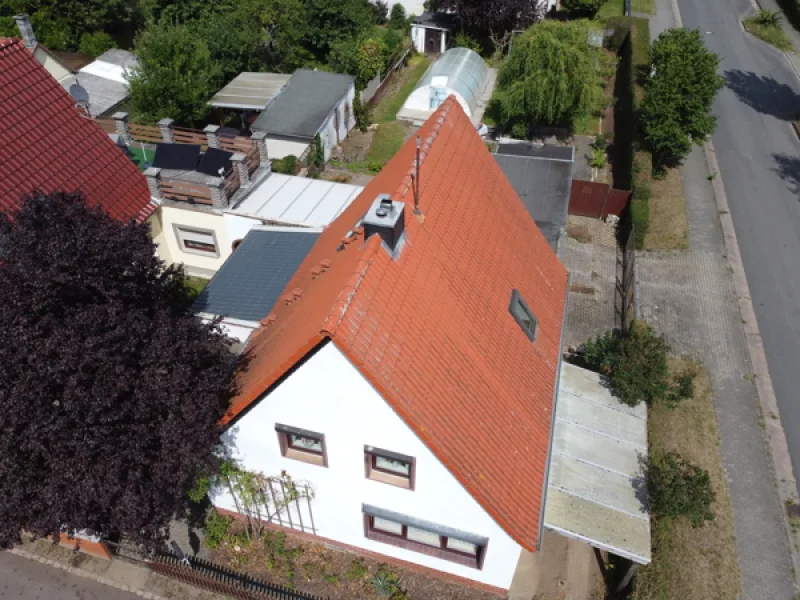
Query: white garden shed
xmin=397 ymin=48 xmax=489 ymax=124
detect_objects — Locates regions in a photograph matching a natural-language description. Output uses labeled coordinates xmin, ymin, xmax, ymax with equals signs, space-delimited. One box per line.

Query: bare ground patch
xmin=632 ymin=360 xmax=740 ymax=600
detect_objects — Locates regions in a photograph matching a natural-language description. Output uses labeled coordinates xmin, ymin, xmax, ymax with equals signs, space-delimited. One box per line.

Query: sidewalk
xmin=8 ymin=538 xmax=224 ymax=600
xmin=635 ymin=1 xmax=797 ymax=598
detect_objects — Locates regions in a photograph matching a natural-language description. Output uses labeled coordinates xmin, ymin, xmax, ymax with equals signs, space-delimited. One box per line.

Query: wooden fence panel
xmin=160 ymin=180 xmax=213 ymax=204
xmin=173 ymin=127 xmax=208 ymax=149
xmin=129 ymin=123 xmax=163 ymax=144
xmin=95 ymin=118 xmax=117 ymax=134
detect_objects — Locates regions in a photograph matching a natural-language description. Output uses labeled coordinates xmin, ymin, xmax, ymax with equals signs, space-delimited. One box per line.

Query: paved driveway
xmin=676 ymin=0 xmax=800 ymax=485
xmin=0 ymin=551 xmax=141 ymax=599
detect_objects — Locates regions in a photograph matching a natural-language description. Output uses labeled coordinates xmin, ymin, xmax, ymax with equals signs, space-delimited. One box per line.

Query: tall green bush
xmin=648 ymin=452 xmax=715 ymax=527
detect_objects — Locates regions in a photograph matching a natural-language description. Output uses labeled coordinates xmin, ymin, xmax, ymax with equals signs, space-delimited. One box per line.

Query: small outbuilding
xmin=397 ymin=47 xmax=489 ymax=124
xmin=410 ymin=12 xmax=456 ymax=55
xmin=250 ymin=69 xmax=356 ymax=162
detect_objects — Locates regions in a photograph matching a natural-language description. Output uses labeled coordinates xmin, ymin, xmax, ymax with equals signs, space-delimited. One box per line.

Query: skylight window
xmin=509 ymin=289 xmax=537 ymax=341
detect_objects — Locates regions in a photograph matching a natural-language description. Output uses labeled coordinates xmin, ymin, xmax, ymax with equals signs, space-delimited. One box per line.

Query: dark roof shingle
xmin=194 ymin=228 xmax=320 ymax=322
xmin=0 ymin=38 xmax=153 ymax=222
xmin=251 ymin=69 xmax=354 ymax=139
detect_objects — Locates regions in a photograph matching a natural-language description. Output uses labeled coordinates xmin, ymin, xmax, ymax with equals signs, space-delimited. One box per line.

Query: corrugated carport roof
xmin=210 ymin=72 xmax=292 ymax=110
xmin=544 ymin=363 xmax=652 ymax=564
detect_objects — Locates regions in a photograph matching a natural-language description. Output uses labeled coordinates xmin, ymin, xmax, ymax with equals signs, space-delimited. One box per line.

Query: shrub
xmin=347 ymin=557 xmax=369 ymax=580
xmin=271 ymin=155 xmax=298 ymax=174
xmin=354 ymin=92 xmax=372 ymax=132
xmin=312 ymin=134 xmax=325 ymax=170
xmin=204 ymin=508 xmax=232 ymax=548
xmin=367 ymin=160 xmax=384 ymax=173
xmin=648 ymin=452 xmax=715 ymax=527
xmin=753 ymin=8 xmax=782 ymax=25
xmin=561 ymin=0 xmax=606 ymax=15
xmin=580 ymin=321 xmax=671 ymax=406
xmin=590 ymin=145 xmax=606 ymax=169
xmin=371 ymin=564 xmax=402 ymax=598
xmin=453 ymin=30 xmax=483 ymax=54
xmin=79 ymin=31 xmax=115 ymax=57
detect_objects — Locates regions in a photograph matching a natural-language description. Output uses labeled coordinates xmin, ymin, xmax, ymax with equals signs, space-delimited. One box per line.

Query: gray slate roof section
xmin=193 ymin=228 xmax=320 ymax=322
xmin=61 ymin=72 xmax=129 ymax=117
xmin=413 ymin=11 xmax=457 ymax=29
xmin=251 ymin=69 xmax=354 ymax=139
xmin=494 ymin=148 xmax=574 ymax=251
xmin=95 ymin=48 xmax=138 ymax=68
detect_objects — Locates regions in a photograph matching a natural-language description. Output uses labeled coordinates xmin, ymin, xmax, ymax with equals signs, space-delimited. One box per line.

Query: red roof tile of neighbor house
xmin=0 ymin=38 xmax=154 ymax=222
xmin=225 ymin=97 xmax=569 ymax=551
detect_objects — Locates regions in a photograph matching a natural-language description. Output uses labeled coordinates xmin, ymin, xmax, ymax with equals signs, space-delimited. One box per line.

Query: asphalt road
xmin=676 ymin=0 xmax=800 ymax=484
xmin=0 ymin=552 xmax=140 ymax=600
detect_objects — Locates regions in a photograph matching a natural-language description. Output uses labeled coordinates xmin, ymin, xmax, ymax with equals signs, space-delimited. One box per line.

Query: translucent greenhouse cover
xmin=414 ymin=48 xmax=489 ymax=114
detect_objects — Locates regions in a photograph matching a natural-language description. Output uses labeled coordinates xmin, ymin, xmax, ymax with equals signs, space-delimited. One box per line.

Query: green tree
xmin=1 ymin=0 xmax=125 ymax=49
xmin=128 ymin=21 xmax=221 ymax=125
xmin=329 ymin=36 xmax=388 ymax=88
xmin=388 ymin=3 xmax=407 ymax=30
xmin=372 ymin=0 xmax=389 ymax=24
xmin=79 ymin=31 xmax=115 ymax=56
xmin=648 ymin=452 xmax=715 ymax=527
xmin=640 ymin=28 xmax=724 ymax=167
xmin=303 ymin=0 xmax=374 ymax=58
xmin=191 ymin=11 xmax=263 ymax=81
xmin=490 ymin=20 xmax=606 ymax=131
xmin=353 ymin=91 xmax=371 ymax=131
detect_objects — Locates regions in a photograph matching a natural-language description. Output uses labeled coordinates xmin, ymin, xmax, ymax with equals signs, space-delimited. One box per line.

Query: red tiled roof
xmin=226 ymin=98 xmax=569 ymax=551
xmin=0 ymin=38 xmax=154 ymax=222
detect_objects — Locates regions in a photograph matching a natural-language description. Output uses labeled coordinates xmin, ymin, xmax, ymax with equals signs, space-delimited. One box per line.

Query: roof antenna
xmin=413 ymin=136 xmax=421 ymax=215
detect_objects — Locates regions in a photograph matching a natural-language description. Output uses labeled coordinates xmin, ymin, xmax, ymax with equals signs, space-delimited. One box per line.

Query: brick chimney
xmin=14 ymin=15 xmax=37 ymax=49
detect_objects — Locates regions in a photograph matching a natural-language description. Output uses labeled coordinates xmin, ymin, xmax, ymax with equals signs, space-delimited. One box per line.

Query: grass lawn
xmin=597 ymin=0 xmax=655 ymax=18
xmin=632 ymin=361 xmax=740 ymax=600
xmin=643 ymin=167 xmax=688 ymax=249
xmin=128 ymin=146 xmax=154 ymax=171
xmin=365 ymin=122 xmax=409 ymax=164
xmin=743 ymin=16 xmax=794 ymax=51
xmin=371 ymin=55 xmax=431 ymax=123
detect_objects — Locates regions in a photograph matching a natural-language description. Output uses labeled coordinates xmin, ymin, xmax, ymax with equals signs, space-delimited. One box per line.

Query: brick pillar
xmin=112 ymin=111 xmax=131 ymax=145
xmin=209 ymin=177 xmax=228 ymax=209
xmin=231 ymin=152 xmax=250 ymax=188
xmin=250 ymin=131 xmax=270 ymax=171
xmin=157 ymin=118 xmax=175 ymax=143
xmin=144 ymin=167 xmax=162 ymax=200
xmin=204 ymin=125 xmax=220 ymax=149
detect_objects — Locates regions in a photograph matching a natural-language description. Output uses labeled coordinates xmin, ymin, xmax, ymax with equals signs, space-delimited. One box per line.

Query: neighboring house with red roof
xmin=211 ymin=97 xmax=570 ymax=593
xmin=0 ymin=37 xmax=154 ymax=223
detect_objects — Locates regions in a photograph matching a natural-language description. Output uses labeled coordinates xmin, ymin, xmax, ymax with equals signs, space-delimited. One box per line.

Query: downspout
xmin=535 ymin=271 xmax=571 ymax=551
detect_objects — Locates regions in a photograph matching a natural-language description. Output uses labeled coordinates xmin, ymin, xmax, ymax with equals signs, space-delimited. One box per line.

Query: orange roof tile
xmin=225 ymin=97 xmax=569 ymax=551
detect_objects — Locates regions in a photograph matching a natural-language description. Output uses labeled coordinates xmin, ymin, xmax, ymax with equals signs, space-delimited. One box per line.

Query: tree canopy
xmin=489 ymin=20 xmax=608 ymax=132
xmin=639 ymin=28 xmax=724 ymax=166
xmin=128 ymin=21 xmax=221 ymax=125
xmin=0 ymin=192 xmax=234 ymax=548
xmin=428 ymin=0 xmax=544 ymax=38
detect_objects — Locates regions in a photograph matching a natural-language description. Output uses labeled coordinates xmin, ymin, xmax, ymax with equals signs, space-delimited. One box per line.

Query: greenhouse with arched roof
xmin=397 ymin=48 xmax=489 ymax=124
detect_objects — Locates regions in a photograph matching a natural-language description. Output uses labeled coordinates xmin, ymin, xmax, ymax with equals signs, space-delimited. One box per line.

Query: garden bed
xmin=208 ymin=523 xmax=503 ymax=600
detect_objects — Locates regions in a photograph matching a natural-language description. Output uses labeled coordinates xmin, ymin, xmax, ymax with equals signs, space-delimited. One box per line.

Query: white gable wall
xmin=214 ymin=342 xmax=522 ymax=590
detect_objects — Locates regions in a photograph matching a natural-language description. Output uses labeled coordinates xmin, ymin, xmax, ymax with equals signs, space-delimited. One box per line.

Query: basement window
xmin=276 ymin=424 xmax=327 ymax=467
xmin=363 ymin=505 xmax=487 ymax=569
xmin=509 ymin=289 xmax=537 ymax=342
xmin=174 ymin=225 xmax=219 ymax=257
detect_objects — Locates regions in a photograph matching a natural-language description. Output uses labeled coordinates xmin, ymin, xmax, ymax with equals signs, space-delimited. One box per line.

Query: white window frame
xmin=173 ymin=225 xmax=219 ymax=258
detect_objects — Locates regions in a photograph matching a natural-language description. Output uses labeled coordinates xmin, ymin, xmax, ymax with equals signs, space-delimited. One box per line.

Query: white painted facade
xmin=265 ymin=138 xmax=311 ymax=162
xmin=410 ymin=24 xmax=447 ymax=54
xmin=213 ymin=342 xmax=522 ymax=590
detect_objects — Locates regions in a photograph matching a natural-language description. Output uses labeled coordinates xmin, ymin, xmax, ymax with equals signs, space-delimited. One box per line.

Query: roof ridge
xmin=392 ymin=97 xmax=456 ymax=204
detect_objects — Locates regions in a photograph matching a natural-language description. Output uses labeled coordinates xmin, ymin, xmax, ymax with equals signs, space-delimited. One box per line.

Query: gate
xmin=570 ymin=181 xmax=632 ymax=219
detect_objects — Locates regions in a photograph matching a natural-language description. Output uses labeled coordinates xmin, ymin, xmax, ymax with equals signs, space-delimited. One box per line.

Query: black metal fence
xmin=108 ymin=542 xmax=326 ymax=600
xmin=616 ymin=224 xmax=637 ymax=330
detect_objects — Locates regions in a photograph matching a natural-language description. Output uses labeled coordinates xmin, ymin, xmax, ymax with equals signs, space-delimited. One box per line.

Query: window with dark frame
xmin=364 ymin=446 xmax=414 ymax=489
xmin=509 ymin=289 xmax=537 ymax=341
xmin=364 ymin=511 xmax=485 ymax=569
xmin=276 ymin=424 xmax=327 ymax=467
xmin=174 ymin=225 xmax=219 ymax=257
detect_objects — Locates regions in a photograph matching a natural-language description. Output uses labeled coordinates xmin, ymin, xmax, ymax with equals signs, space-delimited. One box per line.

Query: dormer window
xmin=509 ymin=289 xmax=537 ymax=341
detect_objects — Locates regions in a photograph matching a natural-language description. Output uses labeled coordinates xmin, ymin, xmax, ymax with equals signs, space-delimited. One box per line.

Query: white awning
xmin=210 ymin=72 xmax=291 ymax=110
xmin=544 ymin=363 xmax=651 ymax=564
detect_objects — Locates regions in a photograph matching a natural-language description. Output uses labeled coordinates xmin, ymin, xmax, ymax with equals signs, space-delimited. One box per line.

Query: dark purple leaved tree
xmin=0 ymin=192 xmax=234 ymax=548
